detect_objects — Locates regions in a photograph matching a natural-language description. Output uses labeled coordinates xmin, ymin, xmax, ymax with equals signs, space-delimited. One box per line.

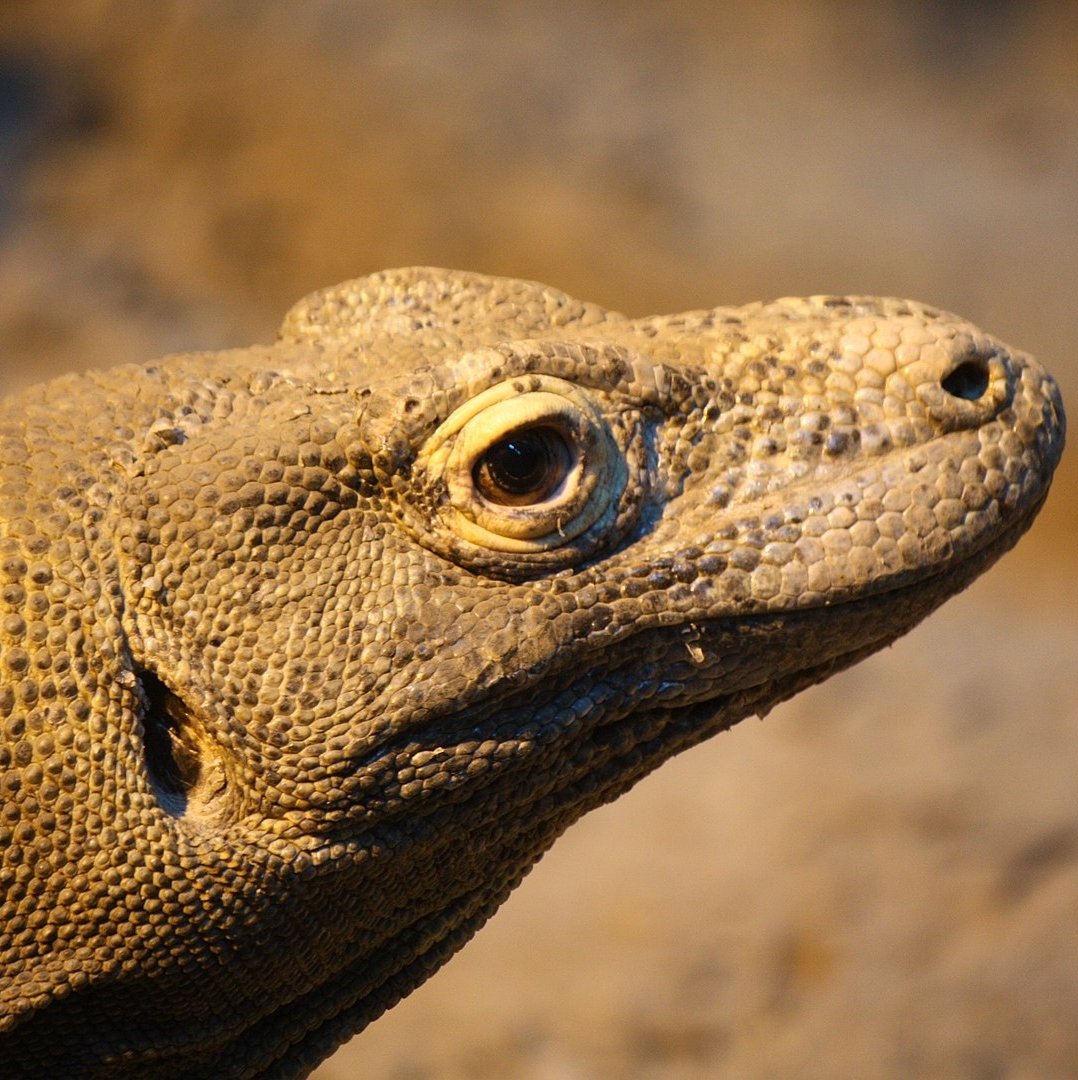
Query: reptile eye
xmin=473 ymin=426 xmax=573 ymax=506
xmin=942 ymin=358 xmax=990 ymax=401
xmin=417 ymin=374 xmax=626 ymax=554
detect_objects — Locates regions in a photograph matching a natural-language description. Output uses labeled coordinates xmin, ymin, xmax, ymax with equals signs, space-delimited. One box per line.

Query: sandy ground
xmin=0 ymin=3 xmax=1075 ymax=1076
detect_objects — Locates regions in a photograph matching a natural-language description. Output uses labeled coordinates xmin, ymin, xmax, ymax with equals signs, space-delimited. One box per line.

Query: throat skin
xmin=0 ymin=269 xmax=1064 ymax=1078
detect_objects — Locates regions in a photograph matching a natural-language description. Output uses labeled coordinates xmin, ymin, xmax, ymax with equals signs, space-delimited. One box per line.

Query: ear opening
xmin=137 ymin=669 xmax=237 ymax=827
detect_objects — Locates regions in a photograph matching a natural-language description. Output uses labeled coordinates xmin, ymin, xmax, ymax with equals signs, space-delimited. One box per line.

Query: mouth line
xmin=709 ymin=456 xmax=1052 ymax=611
xmin=560 ymin=529 xmax=1016 ymax=788
xmin=337 ymin=471 xmax=1052 ymax=837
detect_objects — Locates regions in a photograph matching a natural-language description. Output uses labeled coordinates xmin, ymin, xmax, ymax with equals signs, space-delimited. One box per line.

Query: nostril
xmin=942 ymin=358 xmax=990 ymax=401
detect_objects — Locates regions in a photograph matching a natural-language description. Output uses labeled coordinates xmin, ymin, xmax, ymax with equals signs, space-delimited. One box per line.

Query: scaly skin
xmin=0 ymin=269 xmax=1065 ymax=1077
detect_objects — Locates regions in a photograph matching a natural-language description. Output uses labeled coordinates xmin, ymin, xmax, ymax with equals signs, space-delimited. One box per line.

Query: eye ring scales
xmin=417 ymin=375 xmax=625 ymax=553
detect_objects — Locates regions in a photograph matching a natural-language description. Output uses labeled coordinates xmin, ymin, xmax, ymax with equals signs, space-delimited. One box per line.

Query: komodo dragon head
xmin=0 ymin=269 xmax=1065 ymax=1076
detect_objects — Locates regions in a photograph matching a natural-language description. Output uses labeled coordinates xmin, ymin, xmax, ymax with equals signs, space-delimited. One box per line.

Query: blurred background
xmin=1 ymin=2 xmax=1074 ymax=1076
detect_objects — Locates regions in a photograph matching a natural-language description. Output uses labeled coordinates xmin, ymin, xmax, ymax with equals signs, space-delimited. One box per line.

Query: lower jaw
xmin=255 ymin=487 xmax=1052 ymax=1074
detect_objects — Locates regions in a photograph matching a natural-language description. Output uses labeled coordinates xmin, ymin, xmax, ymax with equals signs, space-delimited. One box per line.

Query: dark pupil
xmin=476 ymin=426 xmax=568 ymax=504
xmin=941 ymin=358 xmax=990 ymax=401
xmin=486 ymin=430 xmax=554 ymax=493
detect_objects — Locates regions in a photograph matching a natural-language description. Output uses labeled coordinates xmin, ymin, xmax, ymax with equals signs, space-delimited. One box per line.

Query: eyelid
xmin=442 ymin=393 xmax=582 ymax=478
xmin=416 ymin=376 xmax=624 ymax=554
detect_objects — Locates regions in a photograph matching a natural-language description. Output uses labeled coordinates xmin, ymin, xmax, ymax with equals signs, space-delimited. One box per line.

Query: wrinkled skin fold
xmin=0 ymin=269 xmax=1065 ymax=1077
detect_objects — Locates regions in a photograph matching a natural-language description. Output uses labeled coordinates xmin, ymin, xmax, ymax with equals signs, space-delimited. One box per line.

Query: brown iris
xmin=473 ymin=425 xmax=573 ymax=506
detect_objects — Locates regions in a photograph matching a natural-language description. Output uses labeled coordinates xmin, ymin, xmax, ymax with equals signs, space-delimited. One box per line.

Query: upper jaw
xmin=618 ymin=327 xmax=1065 ymax=619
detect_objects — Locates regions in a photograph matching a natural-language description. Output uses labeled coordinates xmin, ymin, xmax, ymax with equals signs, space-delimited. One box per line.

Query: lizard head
xmin=2 ymin=269 xmax=1063 ymax=1074
xmin=222 ymin=269 xmax=1062 ymax=839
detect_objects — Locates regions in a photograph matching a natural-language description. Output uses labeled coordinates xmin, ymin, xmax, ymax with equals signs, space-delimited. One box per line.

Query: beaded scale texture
xmin=0 ymin=268 xmax=1065 ymax=1077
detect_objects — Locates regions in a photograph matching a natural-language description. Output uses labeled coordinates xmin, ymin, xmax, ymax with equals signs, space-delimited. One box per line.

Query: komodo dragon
xmin=0 ymin=268 xmax=1065 ymax=1077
